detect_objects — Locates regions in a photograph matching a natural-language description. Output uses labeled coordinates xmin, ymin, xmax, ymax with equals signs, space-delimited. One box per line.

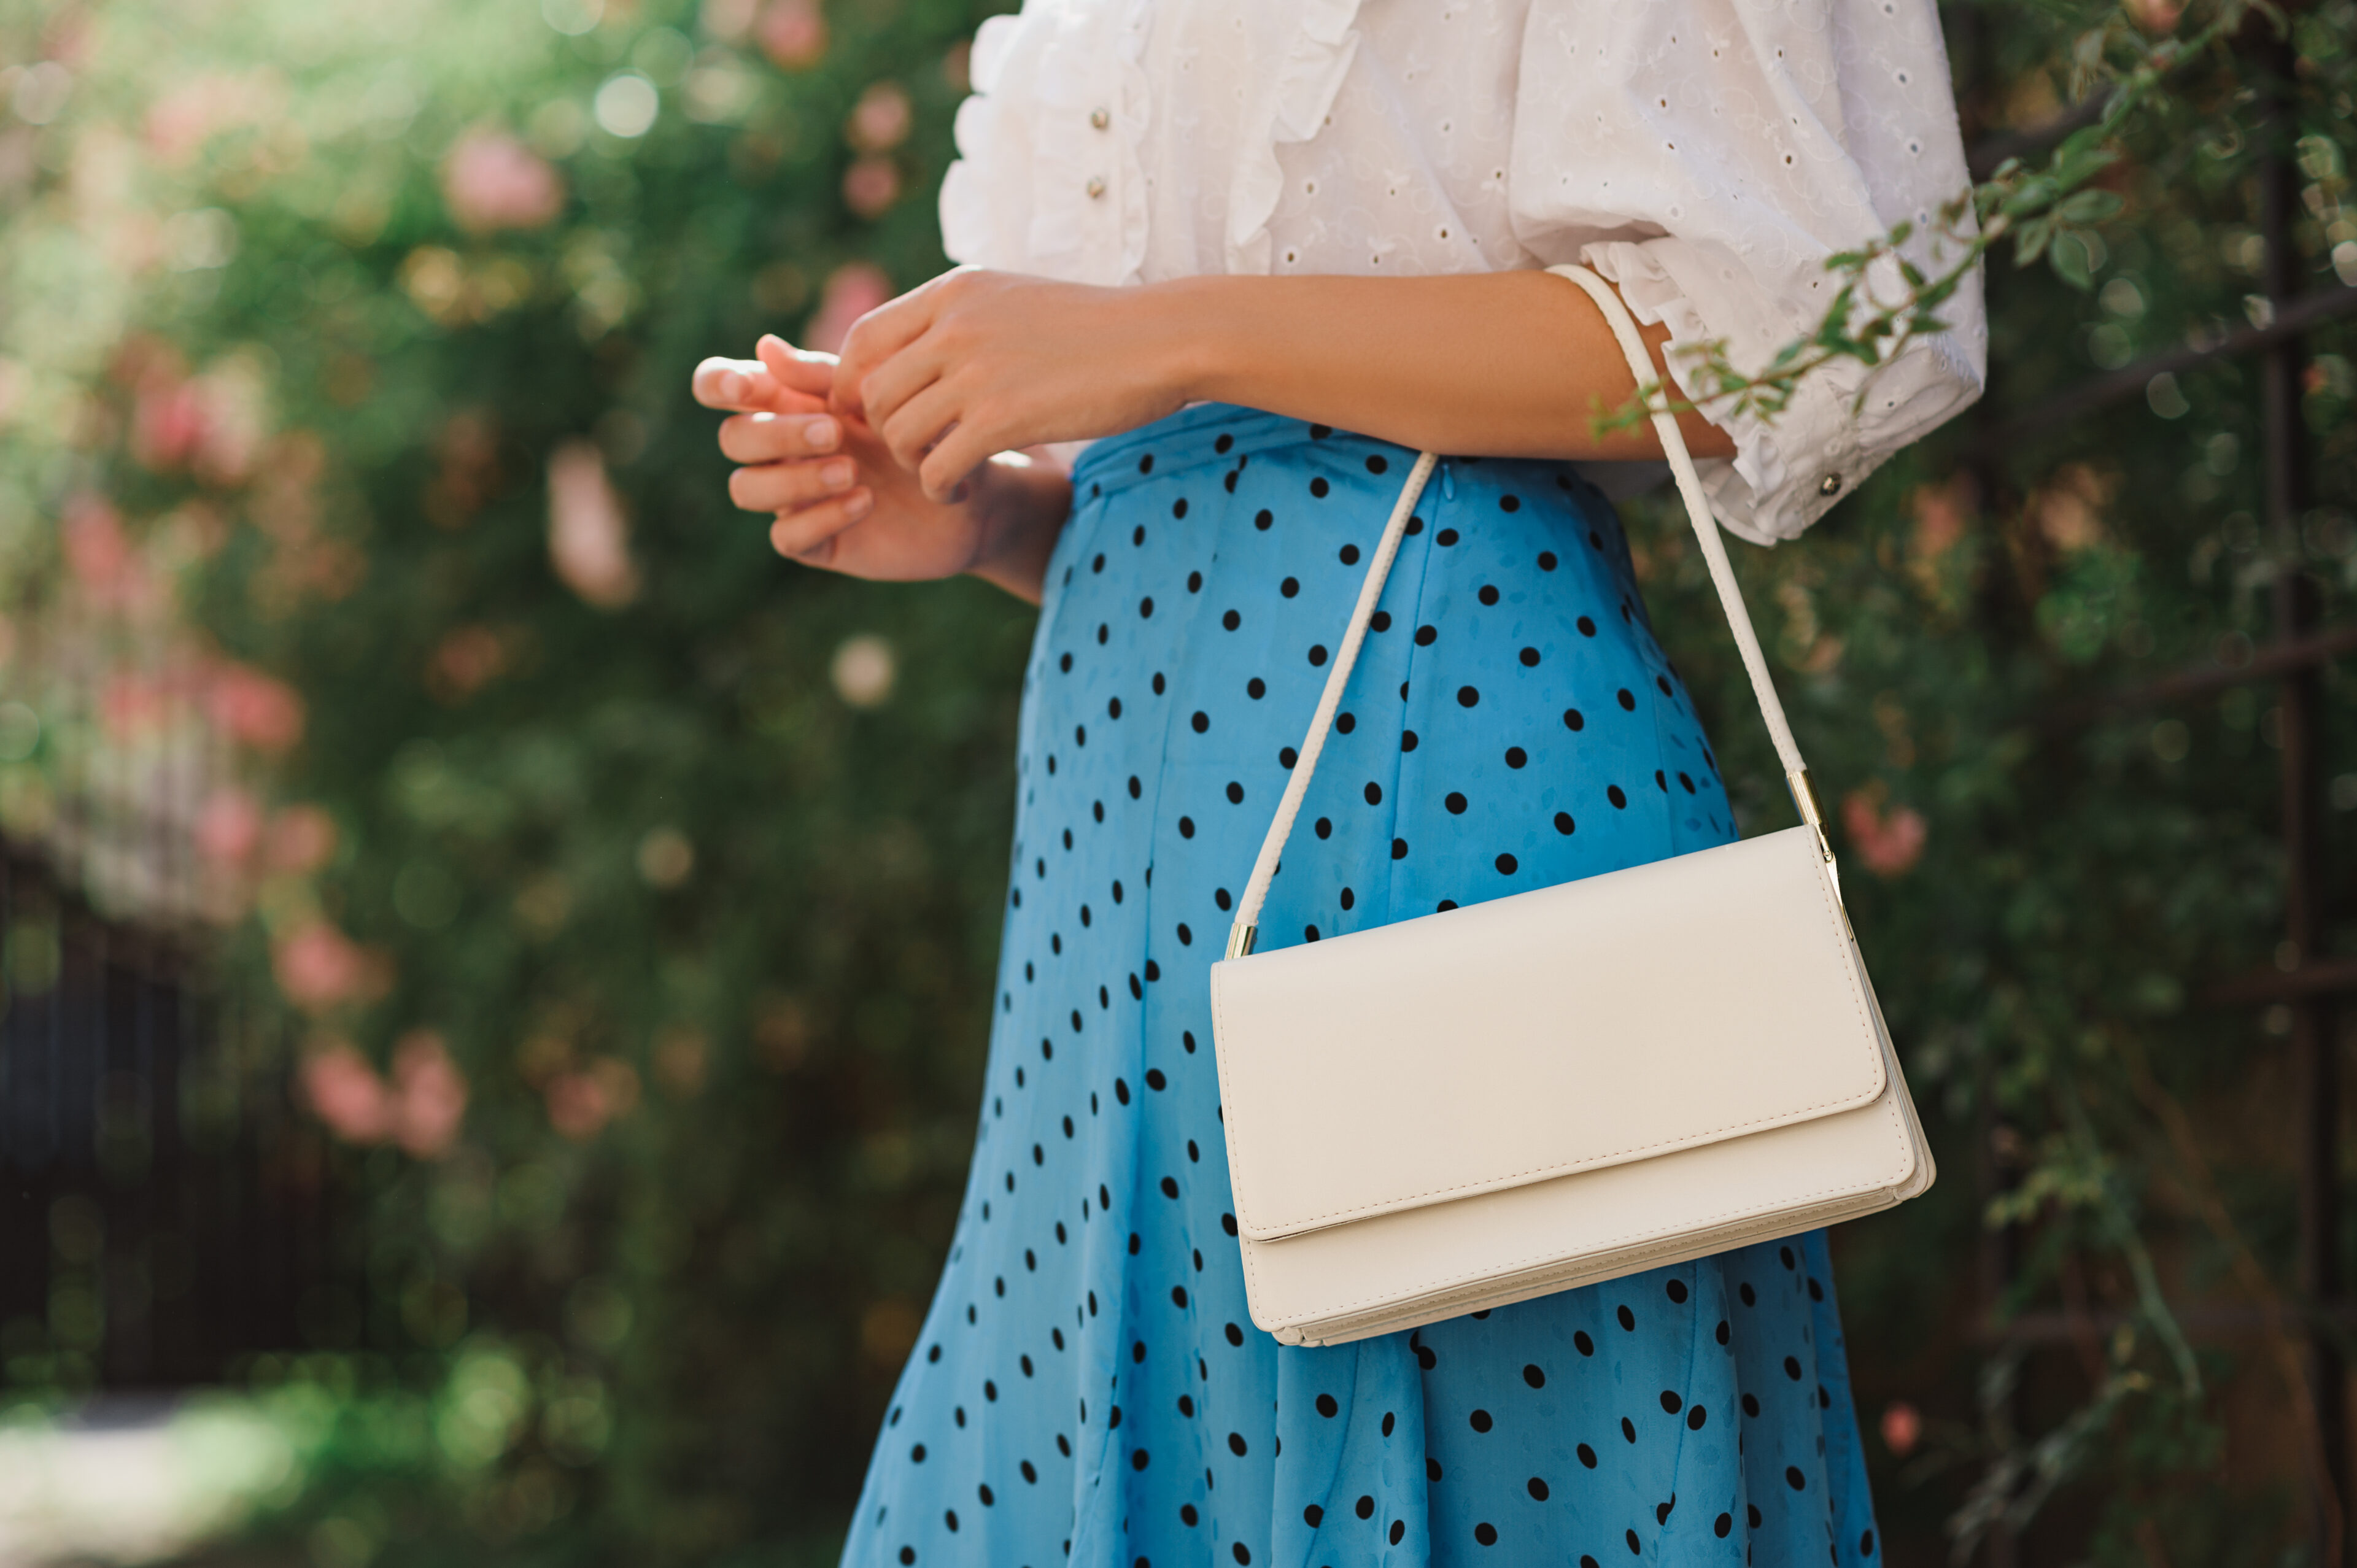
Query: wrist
xmin=962 ymin=454 xmax=1070 ymax=605
xmin=1128 ymin=277 xmax=1233 ymax=407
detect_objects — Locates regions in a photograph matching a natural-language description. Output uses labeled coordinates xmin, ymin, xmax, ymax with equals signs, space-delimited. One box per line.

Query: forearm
xmin=1152 ymin=271 xmax=1737 ymax=463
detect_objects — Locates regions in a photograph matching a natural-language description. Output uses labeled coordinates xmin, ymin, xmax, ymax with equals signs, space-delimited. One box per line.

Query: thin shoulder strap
xmin=1225 ymin=262 xmax=1830 ymax=961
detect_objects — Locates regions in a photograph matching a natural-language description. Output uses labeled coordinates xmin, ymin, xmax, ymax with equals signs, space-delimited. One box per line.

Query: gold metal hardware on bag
xmin=1785 ymin=768 xmax=1834 ymax=865
xmin=1226 ymin=924 xmax=1258 ymax=960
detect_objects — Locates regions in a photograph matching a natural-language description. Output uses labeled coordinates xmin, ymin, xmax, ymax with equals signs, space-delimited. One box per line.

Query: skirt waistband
xmin=1072 ymin=404 xmax=1416 ymax=501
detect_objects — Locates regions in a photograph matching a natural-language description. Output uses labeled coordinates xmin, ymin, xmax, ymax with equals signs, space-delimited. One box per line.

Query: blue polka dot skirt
xmin=841 ymin=404 xmax=1882 ymax=1568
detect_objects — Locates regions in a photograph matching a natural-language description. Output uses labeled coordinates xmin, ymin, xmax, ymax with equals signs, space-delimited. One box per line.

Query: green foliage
xmin=2 ymin=0 xmax=2356 ymax=1563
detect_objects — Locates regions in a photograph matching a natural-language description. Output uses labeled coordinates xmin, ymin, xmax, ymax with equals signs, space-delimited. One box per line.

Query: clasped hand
xmin=694 ymin=268 xmax=1185 ymax=593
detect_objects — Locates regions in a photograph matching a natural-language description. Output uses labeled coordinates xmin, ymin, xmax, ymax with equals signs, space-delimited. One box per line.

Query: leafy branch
xmin=1596 ymin=0 xmax=2269 ymax=441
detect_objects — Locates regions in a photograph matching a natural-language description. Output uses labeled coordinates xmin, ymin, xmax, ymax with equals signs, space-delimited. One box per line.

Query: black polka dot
xmin=1390 ymin=1520 xmax=1406 ymax=1545
xmin=1366 ymin=454 xmax=1389 ymax=474
xmin=1608 ymin=786 xmax=1627 ymax=809
xmin=1304 ymin=1505 xmax=1323 ymax=1527
xmin=1617 ymin=689 xmax=1636 ymax=711
xmin=1355 ymin=1496 xmax=1376 ymax=1520
xmin=1554 ymin=811 xmax=1576 ymax=835
xmin=1475 ymin=1524 xmax=1498 ymax=1547
xmin=1716 ymin=1514 xmax=1733 ymax=1539
xmin=1228 ymin=1432 xmax=1248 ymax=1456
xmin=1309 ymin=477 xmax=1329 ymax=498
xmin=1469 ymin=1409 xmax=1493 ymax=1432
xmin=1457 ymin=686 xmax=1480 ymax=708
xmin=1786 ymin=1466 xmax=1806 ymax=1491
xmin=1522 ymin=1364 xmax=1545 ymax=1388
xmin=1577 ymin=1443 xmax=1597 ymax=1468
xmin=1316 ymin=1393 xmax=1338 ymax=1417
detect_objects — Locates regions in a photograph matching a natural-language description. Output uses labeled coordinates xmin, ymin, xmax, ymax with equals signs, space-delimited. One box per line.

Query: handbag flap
xmin=1210 ymin=825 xmax=1888 ymax=1243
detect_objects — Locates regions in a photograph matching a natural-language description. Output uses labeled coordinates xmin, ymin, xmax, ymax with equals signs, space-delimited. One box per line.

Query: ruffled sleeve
xmin=1507 ymin=0 xmax=1987 ymax=544
xmin=938 ymin=0 xmax=1153 ymax=287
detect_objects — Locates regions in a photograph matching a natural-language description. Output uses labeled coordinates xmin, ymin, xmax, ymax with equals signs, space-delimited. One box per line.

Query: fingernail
xmin=807 ymin=417 xmax=840 ymax=451
xmin=719 ymin=371 xmax=745 ymax=401
xmin=844 ymin=489 xmax=873 ymax=519
xmin=822 ymin=459 xmax=855 ymax=490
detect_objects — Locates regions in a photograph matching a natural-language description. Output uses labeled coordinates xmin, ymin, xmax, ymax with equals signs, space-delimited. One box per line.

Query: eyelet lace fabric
xmin=936 ymin=0 xmax=1987 ymax=544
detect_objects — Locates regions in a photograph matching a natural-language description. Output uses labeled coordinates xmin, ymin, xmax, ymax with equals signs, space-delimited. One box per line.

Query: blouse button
xmin=1089 ymin=106 xmax=1110 ymax=130
xmin=1817 ymin=473 xmax=1843 ymax=498
xmin=1085 ymin=176 xmax=1107 ymax=199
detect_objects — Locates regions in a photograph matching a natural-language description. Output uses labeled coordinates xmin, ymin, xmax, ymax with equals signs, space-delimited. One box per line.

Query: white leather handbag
xmin=1207 ymin=263 xmax=1934 ymax=1348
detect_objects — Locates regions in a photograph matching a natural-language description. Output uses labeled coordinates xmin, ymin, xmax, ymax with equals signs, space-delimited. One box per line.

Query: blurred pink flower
xmin=546 ymin=439 xmax=640 ymax=608
xmin=300 ymin=1032 xmax=468 ymax=1157
xmin=61 ymin=493 xmax=131 ymax=595
xmin=442 ymin=129 xmax=565 ymax=234
xmin=273 ymin=919 xmax=383 ymax=1012
xmin=1880 ymin=1400 xmax=1922 ymax=1457
xmin=391 ymin=1030 xmax=468 ymax=1157
xmin=195 ymin=788 xmax=264 ymax=865
xmin=144 ymin=74 xmax=256 ymax=167
xmin=842 ymin=156 xmax=900 ymax=219
xmin=126 ymin=358 xmax=263 ymax=487
xmin=546 ymin=1057 xmax=641 ymax=1140
xmin=303 ymin=1041 xmax=393 ymax=1143
xmin=804 ymin=261 xmax=892 ymax=355
xmin=1841 ymin=790 xmax=1928 ymax=878
xmin=756 ymin=0 xmax=827 ymax=69
xmin=847 ymin=82 xmax=911 ymax=152
xmin=207 ymin=663 xmax=306 ymax=752
xmin=265 ymin=803 xmax=339 ymax=874
xmin=131 ymin=378 xmax=207 ymax=471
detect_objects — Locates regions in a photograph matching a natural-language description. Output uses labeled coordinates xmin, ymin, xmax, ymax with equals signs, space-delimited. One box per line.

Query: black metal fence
xmin=1962 ymin=23 xmax=2357 ymax=1567
xmin=0 ymin=845 xmax=338 ymax=1391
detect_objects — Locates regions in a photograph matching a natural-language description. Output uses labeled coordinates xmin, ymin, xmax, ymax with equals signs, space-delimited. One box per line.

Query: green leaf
xmin=2014 ymin=216 xmax=2055 ymax=266
xmin=2049 ymin=230 xmax=2095 ymax=291
xmin=2057 ymin=188 xmax=2124 ymax=225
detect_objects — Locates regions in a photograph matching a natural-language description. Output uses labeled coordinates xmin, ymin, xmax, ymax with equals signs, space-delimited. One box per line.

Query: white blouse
xmin=938 ymin=0 xmax=1987 ymax=544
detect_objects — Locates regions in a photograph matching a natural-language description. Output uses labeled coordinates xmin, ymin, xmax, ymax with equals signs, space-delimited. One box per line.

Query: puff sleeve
xmin=1508 ymin=0 xmax=1987 ymax=544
